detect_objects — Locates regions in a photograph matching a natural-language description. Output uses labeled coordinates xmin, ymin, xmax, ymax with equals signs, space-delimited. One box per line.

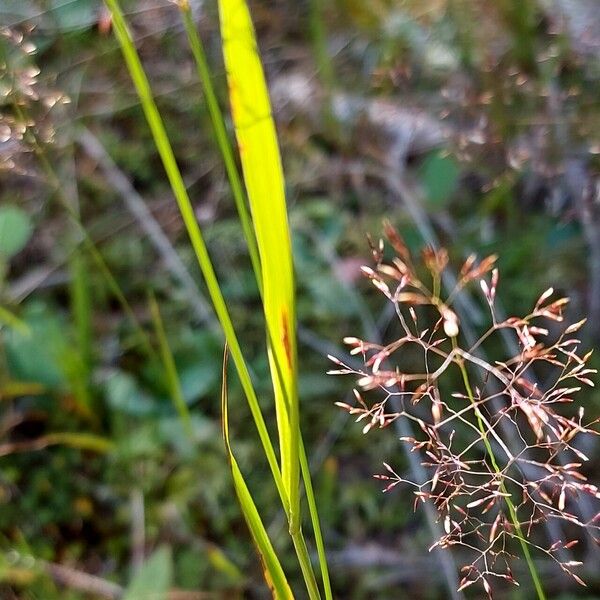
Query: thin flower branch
xmin=331 ymin=225 xmax=599 ymax=598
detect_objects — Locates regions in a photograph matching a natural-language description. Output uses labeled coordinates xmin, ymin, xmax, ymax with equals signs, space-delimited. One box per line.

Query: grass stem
xmin=452 ymin=337 xmax=546 ymax=600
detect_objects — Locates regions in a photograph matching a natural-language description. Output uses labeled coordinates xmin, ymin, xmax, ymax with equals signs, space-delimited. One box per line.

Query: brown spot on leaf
xmin=281 ymin=311 xmax=293 ymax=370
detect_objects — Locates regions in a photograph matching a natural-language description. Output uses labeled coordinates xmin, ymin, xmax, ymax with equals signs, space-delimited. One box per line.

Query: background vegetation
xmin=1 ymin=0 xmax=599 ymax=598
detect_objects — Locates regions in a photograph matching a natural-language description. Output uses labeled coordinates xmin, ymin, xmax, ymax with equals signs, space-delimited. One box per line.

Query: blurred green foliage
xmin=0 ymin=0 xmax=599 ymax=598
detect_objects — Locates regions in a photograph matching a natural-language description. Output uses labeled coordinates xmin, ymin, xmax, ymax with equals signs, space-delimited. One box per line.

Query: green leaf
xmin=104 ymin=371 xmax=156 ymax=416
xmin=419 ymin=151 xmax=459 ymax=206
xmin=105 ymin=0 xmax=286 ymax=511
xmin=105 ymin=3 xmax=330 ymax=596
xmin=221 ymin=351 xmax=293 ymax=599
xmin=123 ymin=546 xmax=172 ymax=600
xmin=49 ymin=0 xmax=97 ymax=31
xmin=4 ymin=303 xmax=66 ymax=387
xmin=0 ymin=205 xmax=32 ymax=258
xmin=217 ymin=2 xmax=331 ymax=595
xmin=218 ymin=0 xmax=299 ymax=528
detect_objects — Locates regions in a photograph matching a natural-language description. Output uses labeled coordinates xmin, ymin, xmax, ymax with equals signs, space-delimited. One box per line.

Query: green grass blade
xmin=217 ymin=1 xmax=331 ymax=595
xmin=177 ymin=1 xmax=262 ymax=290
xmin=148 ymin=294 xmax=193 ymax=438
xmin=68 ymin=250 xmax=94 ymax=412
xmin=106 ymin=4 xmax=330 ymax=595
xmin=0 ymin=304 xmax=30 ymax=336
xmin=69 ymin=249 xmax=92 ymax=371
xmin=104 ymin=0 xmax=288 ymax=512
xmin=41 ymin=432 xmax=114 ymax=453
xmin=299 ymin=436 xmax=332 ymax=600
xmin=221 ymin=350 xmax=293 ymax=599
xmin=308 ymin=0 xmax=338 ymax=139
xmin=0 ymin=381 xmax=45 ymax=399
xmin=217 ymin=0 xmax=299 ymax=530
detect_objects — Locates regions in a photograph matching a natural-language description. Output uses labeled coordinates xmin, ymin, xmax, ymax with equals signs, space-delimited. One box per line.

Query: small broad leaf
xmin=105 ymin=371 xmax=156 ymax=416
xmin=49 ymin=0 xmax=97 ymax=31
xmin=123 ymin=546 xmax=172 ymax=600
xmin=4 ymin=303 xmax=65 ymax=387
xmin=0 ymin=205 xmax=32 ymax=258
xmin=419 ymin=151 xmax=459 ymax=206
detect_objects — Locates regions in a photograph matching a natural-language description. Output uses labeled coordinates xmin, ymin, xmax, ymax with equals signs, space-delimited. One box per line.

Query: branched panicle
xmin=330 ymin=225 xmax=600 ymax=597
xmin=0 ymin=27 xmax=69 ymax=173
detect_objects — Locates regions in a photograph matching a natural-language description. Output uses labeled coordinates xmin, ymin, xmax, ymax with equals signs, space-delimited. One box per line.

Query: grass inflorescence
xmin=331 ymin=224 xmax=600 ymax=598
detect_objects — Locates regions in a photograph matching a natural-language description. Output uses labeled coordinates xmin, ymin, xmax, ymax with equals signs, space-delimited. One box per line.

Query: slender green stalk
xmin=265 ymin=327 xmax=325 ymax=598
xmin=68 ymin=251 xmax=94 ymax=413
xmin=177 ymin=1 xmax=262 ymax=290
xmin=179 ymin=15 xmax=325 ymax=575
xmin=291 ymin=529 xmax=321 ymax=600
xmin=69 ymin=251 xmax=92 ymax=372
xmin=308 ymin=0 xmax=338 ymax=140
xmin=453 ymin=338 xmax=546 ymax=600
xmin=300 ymin=436 xmax=332 ymax=600
xmin=104 ymin=0 xmax=289 ymax=519
xmin=149 ymin=294 xmax=193 ymax=438
xmin=11 ymin=99 xmax=157 ymax=362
